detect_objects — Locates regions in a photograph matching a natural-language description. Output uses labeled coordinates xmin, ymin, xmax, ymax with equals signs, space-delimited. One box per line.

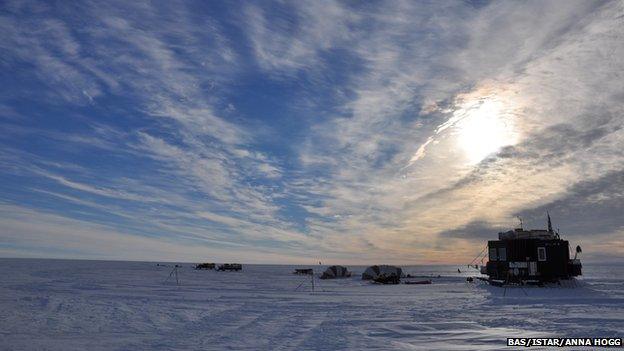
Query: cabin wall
xmin=538 ymin=240 xmax=570 ymax=278
xmin=486 ymin=239 xmax=572 ymax=282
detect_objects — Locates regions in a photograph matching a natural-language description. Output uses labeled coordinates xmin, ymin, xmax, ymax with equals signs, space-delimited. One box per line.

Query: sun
xmin=454 ymin=97 xmax=518 ymax=164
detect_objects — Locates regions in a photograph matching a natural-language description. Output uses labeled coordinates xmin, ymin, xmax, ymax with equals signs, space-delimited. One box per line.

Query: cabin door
xmin=529 ymin=262 xmax=537 ymax=276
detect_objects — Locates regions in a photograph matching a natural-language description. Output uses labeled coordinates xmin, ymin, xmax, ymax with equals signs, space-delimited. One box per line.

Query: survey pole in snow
xmin=294 ymin=272 xmax=316 ymax=292
xmin=165 ymin=265 xmax=181 ymax=286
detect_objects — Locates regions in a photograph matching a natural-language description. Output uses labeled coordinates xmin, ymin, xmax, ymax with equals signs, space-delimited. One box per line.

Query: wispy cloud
xmin=1 ymin=0 xmax=623 ymax=263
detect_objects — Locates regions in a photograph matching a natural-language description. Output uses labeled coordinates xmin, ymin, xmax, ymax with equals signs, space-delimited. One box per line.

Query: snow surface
xmin=0 ymin=258 xmax=622 ymax=350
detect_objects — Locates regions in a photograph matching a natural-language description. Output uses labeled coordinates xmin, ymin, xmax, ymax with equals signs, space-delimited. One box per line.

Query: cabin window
xmin=498 ymin=248 xmax=507 ymax=261
xmin=537 ymin=247 xmax=547 ymax=261
xmin=489 ymin=248 xmax=498 ymax=261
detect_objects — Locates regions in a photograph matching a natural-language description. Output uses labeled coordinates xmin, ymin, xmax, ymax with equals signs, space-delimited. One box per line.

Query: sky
xmin=1 ymin=0 xmax=623 ymax=264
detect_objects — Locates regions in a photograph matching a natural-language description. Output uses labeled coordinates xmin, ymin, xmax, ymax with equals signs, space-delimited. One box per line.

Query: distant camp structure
xmin=293 ymin=268 xmax=314 ymax=275
xmin=362 ymin=265 xmax=404 ymax=281
xmin=320 ymin=265 xmax=352 ymax=279
xmin=195 ymin=263 xmax=216 ymax=270
xmin=480 ymin=213 xmax=582 ymax=286
xmin=217 ymin=263 xmax=242 ymax=271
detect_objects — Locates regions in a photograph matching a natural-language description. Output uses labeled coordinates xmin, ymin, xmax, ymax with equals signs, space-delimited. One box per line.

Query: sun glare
xmin=454 ymin=97 xmax=518 ymax=164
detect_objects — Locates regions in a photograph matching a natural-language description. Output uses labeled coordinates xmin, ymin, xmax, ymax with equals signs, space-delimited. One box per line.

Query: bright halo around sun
xmin=454 ymin=96 xmax=518 ymax=164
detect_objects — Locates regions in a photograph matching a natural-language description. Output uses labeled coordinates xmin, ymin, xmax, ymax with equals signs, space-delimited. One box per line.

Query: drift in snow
xmin=481 ymin=213 xmax=582 ymax=286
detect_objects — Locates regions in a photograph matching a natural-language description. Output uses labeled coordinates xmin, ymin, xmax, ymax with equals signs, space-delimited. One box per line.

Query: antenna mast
xmin=547 ymin=211 xmax=553 ymax=233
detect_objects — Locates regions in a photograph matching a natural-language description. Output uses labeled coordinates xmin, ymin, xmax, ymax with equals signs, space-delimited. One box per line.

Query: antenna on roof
xmin=547 ymin=211 xmax=553 ymax=233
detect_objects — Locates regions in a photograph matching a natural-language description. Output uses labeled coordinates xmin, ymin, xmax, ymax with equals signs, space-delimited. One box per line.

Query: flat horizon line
xmin=1 ymin=256 xmax=622 ymax=267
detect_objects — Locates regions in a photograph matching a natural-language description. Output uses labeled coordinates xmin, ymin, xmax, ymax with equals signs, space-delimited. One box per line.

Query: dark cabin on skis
xmin=481 ymin=214 xmax=582 ymax=285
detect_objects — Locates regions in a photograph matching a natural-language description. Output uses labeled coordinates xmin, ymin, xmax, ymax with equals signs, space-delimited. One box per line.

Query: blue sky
xmin=1 ymin=0 xmax=623 ymax=264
